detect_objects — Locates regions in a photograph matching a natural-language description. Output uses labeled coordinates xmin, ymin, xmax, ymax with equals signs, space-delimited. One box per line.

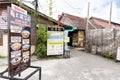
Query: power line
xmin=63 ymin=1 xmax=97 ymax=29
xmin=38 ymin=1 xmax=44 ymax=11
xmin=64 ymin=0 xmax=85 ymax=17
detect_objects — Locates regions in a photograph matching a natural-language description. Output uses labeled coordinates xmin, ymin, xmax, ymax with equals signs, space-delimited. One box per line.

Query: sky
xmin=23 ymin=0 xmax=120 ymax=23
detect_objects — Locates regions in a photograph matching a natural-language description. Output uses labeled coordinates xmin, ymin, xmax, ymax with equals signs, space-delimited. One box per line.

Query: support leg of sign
xmin=39 ymin=67 xmax=41 ymax=80
xmin=0 ymin=66 xmax=41 ymax=80
xmin=19 ymin=73 xmax=21 ymax=77
xmin=0 ymin=68 xmax=8 ymax=76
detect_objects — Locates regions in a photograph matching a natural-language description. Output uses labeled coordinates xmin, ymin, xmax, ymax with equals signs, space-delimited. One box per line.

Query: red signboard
xmin=7 ymin=4 xmax=31 ymax=77
xmin=11 ymin=4 xmax=27 ymax=15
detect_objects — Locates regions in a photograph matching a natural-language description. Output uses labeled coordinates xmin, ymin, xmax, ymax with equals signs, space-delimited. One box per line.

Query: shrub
xmin=101 ymin=52 xmax=113 ymax=59
xmin=0 ymin=55 xmax=5 ymax=58
xmin=35 ymin=24 xmax=48 ymax=58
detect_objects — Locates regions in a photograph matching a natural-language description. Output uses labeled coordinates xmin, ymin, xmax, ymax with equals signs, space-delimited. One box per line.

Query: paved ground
xmin=1 ymin=49 xmax=120 ymax=80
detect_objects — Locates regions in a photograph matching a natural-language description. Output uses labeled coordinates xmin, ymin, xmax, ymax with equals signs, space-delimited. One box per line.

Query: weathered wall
xmin=0 ymin=34 xmax=8 ymax=57
xmin=0 ymin=3 xmax=58 ymax=56
xmin=86 ymin=28 xmax=120 ymax=58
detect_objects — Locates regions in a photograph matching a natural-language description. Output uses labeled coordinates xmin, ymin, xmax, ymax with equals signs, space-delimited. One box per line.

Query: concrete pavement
xmin=1 ymin=49 xmax=120 ymax=80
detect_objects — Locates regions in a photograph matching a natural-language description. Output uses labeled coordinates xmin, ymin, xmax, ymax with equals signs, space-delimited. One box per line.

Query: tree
xmin=35 ymin=24 xmax=48 ymax=58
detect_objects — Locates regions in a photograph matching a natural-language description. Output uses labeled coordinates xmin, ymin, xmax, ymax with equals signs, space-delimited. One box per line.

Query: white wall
xmin=31 ymin=45 xmax=35 ymax=54
xmin=0 ymin=34 xmax=35 ymax=57
xmin=0 ymin=34 xmax=8 ymax=57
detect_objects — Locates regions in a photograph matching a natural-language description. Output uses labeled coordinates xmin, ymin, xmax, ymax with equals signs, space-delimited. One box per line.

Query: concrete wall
xmin=31 ymin=45 xmax=35 ymax=55
xmin=0 ymin=34 xmax=8 ymax=57
xmin=0 ymin=33 xmax=35 ymax=57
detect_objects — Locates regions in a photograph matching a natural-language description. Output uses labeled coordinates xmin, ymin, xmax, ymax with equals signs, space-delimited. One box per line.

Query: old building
xmin=89 ymin=17 xmax=120 ymax=28
xmin=59 ymin=13 xmax=120 ymax=48
xmin=59 ymin=13 xmax=92 ymax=48
xmin=0 ymin=1 xmax=58 ymax=56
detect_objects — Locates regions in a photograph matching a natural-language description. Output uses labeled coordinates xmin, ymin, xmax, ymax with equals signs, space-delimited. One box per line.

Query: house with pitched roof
xmin=89 ymin=17 xmax=120 ymax=28
xmin=0 ymin=1 xmax=59 ymax=56
xmin=59 ymin=13 xmax=120 ymax=48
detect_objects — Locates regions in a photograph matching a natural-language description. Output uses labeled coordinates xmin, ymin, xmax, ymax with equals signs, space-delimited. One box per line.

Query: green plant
xmin=35 ymin=24 xmax=48 ymax=58
xmin=0 ymin=55 xmax=5 ymax=58
xmin=101 ymin=52 xmax=113 ymax=59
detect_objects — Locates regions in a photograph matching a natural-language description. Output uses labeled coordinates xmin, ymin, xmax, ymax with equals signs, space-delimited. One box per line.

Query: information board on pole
xmin=7 ymin=4 xmax=31 ymax=77
xmin=47 ymin=27 xmax=64 ymax=55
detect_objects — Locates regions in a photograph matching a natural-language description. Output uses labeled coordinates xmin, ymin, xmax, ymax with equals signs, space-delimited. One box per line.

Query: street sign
xmin=7 ymin=4 xmax=31 ymax=77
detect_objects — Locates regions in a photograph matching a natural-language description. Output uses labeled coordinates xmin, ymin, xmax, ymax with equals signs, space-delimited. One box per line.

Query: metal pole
xmin=35 ymin=0 xmax=38 ymax=12
xmin=109 ymin=2 xmax=112 ymax=27
xmin=34 ymin=0 xmax=38 ymax=32
xmin=85 ymin=2 xmax=90 ymax=51
xmin=39 ymin=67 xmax=41 ymax=80
xmin=86 ymin=2 xmax=90 ymax=30
xmin=35 ymin=0 xmax=38 ymax=23
xmin=49 ymin=0 xmax=52 ymax=17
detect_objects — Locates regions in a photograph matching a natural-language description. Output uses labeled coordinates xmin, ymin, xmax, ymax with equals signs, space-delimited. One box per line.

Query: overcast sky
xmin=24 ymin=0 xmax=120 ymax=23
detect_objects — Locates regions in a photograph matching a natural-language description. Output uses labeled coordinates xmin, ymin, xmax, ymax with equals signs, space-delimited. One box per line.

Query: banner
xmin=47 ymin=27 xmax=64 ymax=55
xmin=8 ymin=4 xmax=31 ymax=77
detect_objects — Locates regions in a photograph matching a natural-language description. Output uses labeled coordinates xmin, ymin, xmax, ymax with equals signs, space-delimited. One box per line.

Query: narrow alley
xmin=1 ymin=49 xmax=120 ymax=80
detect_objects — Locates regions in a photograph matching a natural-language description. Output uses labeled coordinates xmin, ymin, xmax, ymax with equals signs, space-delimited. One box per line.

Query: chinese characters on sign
xmin=8 ymin=4 xmax=31 ymax=77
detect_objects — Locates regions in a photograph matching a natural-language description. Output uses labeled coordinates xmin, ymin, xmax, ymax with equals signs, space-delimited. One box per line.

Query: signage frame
xmin=7 ymin=4 xmax=31 ymax=77
xmin=0 ymin=4 xmax=41 ymax=80
xmin=47 ymin=27 xmax=64 ymax=55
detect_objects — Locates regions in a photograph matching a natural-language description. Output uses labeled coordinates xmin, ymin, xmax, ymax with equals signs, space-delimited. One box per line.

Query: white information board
xmin=47 ymin=27 xmax=64 ymax=55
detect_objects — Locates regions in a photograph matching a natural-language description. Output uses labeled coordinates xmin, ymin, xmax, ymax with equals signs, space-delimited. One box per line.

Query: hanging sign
xmin=8 ymin=4 xmax=31 ymax=77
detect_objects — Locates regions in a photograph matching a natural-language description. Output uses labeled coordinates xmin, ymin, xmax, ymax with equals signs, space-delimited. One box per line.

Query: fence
xmin=86 ymin=28 xmax=120 ymax=58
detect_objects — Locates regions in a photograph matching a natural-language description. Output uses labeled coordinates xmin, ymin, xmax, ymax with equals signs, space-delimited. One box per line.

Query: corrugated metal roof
xmin=90 ymin=17 xmax=120 ymax=28
xmin=60 ymin=13 xmax=103 ymax=30
xmin=60 ymin=13 xmax=120 ymax=30
xmin=61 ymin=13 xmax=85 ymax=29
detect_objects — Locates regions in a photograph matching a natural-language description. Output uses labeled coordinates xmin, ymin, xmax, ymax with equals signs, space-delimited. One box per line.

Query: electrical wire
xmin=63 ymin=0 xmax=97 ymax=29
xmin=38 ymin=1 xmax=44 ymax=11
xmin=64 ymin=0 xmax=85 ymax=17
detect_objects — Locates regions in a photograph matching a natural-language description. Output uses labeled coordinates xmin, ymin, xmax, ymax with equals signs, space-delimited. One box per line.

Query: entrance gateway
xmin=0 ymin=4 xmax=41 ymax=80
